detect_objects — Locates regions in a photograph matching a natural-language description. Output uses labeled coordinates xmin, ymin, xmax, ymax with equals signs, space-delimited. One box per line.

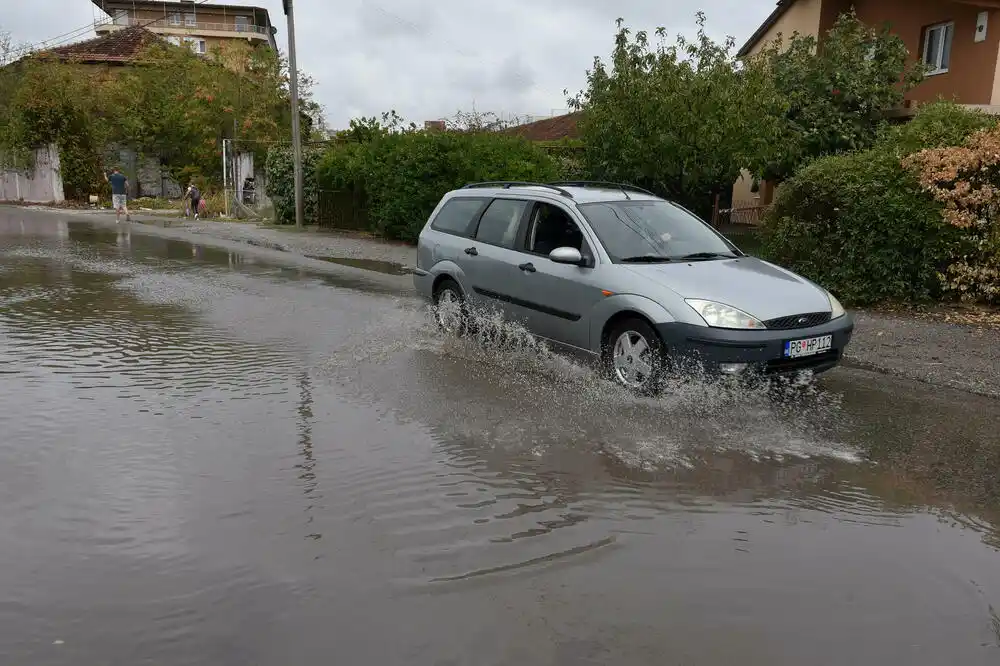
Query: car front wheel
xmin=603 ymin=318 xmax=667 ymax=394
xmin=433 ymin=279 xmax=468 ymax=336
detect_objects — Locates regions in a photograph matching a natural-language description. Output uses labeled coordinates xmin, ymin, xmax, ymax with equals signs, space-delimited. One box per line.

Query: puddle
xmin=305 ymin=255 xmax=411 ymax=276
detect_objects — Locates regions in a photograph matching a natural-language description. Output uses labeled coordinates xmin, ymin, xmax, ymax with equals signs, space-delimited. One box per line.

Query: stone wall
xmin=0 ymin=145 xmax=65 ymax=204
xmin=107 ymin=146 xmax=182 ymax=199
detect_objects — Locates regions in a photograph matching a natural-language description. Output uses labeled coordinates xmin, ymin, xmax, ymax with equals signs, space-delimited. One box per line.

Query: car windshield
xmin=577 ymin=200 xmax=738 ymax=262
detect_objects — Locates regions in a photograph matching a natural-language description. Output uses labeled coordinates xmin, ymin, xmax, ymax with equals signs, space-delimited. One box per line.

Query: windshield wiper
xmin=676 ymin=251 xmax=738 ymax=261
xmin=619 ymin=255 xmax=673 ymax=263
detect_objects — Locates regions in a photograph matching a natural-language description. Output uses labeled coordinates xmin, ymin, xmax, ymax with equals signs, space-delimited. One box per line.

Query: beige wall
xmin=746 ymin=0 xmax=823 ymax=56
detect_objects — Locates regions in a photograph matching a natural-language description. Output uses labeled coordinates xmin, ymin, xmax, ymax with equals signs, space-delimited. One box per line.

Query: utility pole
xmin=283 ymin=0 xmax=304 ymax=229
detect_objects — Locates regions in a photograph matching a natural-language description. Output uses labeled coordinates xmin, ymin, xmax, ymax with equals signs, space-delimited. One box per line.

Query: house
xmin=732 ymin=0 xmax=1000 ymax=207
xmin=91 ymin=0 xmax=277 ymax=56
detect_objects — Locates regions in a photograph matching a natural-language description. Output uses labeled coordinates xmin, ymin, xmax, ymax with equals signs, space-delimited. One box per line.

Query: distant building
xmin=424 ymin=120 xmax=447 ymax=131
xmin=91 ymin=0 xmax=277 ymax=55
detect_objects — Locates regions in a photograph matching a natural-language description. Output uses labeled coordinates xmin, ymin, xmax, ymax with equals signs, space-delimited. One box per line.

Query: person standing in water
xmin=105 ymin=167 xmax=130 ymax=223
xmin=184 ymin=182 xmax=201 ymax=220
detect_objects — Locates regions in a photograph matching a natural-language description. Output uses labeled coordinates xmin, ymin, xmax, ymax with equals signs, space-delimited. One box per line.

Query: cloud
xmin=2 ymin=0 xmax=774 ymax=128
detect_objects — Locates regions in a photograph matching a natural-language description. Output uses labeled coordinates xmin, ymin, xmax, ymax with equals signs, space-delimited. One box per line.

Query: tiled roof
xmin=506 ymin=112 xmax=583 ymax=142
xmin=38 ymin=26 xmax=162 ymax=64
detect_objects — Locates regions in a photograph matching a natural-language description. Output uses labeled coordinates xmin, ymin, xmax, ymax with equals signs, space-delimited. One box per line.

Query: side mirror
xmin=549 ymin=246 xmax=584 ymax=265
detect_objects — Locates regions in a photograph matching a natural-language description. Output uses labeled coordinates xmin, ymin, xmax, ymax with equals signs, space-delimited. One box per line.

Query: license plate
xmin=783 ymin=334 xmax=832 ymax=358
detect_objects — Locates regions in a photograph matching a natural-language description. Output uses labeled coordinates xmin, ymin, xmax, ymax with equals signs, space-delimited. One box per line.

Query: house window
xmin=112 ymin=9 xmax=129 ymax=25
xmin=235 ymin=16 xmax=250 ymax=32
xmin=922 ymin=21 xmax=954 ymax=75
xmin=165 ymin=36 xmax=181 ymax=46
xmin=168 ymin=13 xmax=181 ymax=26
xmin=184 ymin=12 xmax=197 ymax=27
xmin=183 ymin=37 xmax=207 ymax=54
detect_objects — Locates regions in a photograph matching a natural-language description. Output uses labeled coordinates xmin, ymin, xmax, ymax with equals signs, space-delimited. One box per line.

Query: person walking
xmin=184 ymin=182 xmax=202 ymax=220
xmin=104 ymin=167 xmax=130 ymax=223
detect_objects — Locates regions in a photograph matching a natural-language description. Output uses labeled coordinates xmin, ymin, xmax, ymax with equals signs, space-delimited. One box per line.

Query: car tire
xmin=433 ymin=279 xmax=468 ymax=336
xmin=603 ymin=317 xmax=668 ymax=394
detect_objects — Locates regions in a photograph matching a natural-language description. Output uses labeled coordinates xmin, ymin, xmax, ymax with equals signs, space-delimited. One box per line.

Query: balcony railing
xmin=95 ymin=17 xmax=269 ymax=36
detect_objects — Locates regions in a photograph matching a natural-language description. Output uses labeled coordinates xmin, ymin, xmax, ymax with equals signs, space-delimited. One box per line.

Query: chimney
xmin=424 ymin=120 xmax=446 ymax=131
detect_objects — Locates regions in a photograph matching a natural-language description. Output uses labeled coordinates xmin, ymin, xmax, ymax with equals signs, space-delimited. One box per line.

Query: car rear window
xmin=430 ymin=197 xmax=488 ymax=237
xmin=474 ymin=199 xmax=529 ymax=248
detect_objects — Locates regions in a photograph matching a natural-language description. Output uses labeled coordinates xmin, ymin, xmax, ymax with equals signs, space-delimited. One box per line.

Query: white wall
xmin=0 ymin=145 xmax=65 ymax=204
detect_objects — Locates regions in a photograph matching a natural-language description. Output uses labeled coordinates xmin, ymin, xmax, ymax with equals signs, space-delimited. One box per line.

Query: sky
xmin=2 ymin=0 xmax=776 ymax=130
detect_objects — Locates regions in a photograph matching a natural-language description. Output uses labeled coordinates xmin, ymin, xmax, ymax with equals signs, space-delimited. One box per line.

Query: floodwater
xmin=1 ymin=210 xmax=999 ymax=666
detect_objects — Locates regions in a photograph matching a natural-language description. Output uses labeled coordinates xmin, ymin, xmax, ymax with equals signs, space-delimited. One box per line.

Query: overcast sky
xmin=2 ymin=0 xmax=775 ymax=129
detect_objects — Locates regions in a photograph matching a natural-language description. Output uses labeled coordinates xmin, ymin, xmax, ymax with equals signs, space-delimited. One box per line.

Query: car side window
xmin=430 ymin=197 xmax=488 ymax=237
xmin=521 ymin=202 xmax=588 ymax=257
xmin=473 ymin=199 xmax=529 ymax=248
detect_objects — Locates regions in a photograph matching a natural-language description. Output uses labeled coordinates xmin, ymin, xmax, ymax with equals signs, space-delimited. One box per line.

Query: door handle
xmin=518 ymin=262 xmax=536 ymax=272
xmin=464 ymin=247 xmax=478 ymax=256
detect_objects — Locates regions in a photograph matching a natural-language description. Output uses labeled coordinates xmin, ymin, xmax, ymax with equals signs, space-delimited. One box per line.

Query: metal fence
xmin=317 ymin=189 xmax=368 ymax=231
xmin=710 ymin=196 xmax=771 ymax=227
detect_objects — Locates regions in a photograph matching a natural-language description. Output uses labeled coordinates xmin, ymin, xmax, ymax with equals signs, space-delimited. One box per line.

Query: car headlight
xmin=827 ymin=291 xmax=846 ymax=319
xmin=685 ymin=299 xmax=766 ymax=329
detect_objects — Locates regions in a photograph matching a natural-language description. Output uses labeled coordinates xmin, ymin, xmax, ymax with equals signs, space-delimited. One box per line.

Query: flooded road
xmin=1 ymin=212 xmax=999 ymax=665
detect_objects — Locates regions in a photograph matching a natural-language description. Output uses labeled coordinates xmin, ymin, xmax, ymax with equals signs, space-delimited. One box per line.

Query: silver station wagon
xmin=412 ymin=181 xmax=854 ymax=392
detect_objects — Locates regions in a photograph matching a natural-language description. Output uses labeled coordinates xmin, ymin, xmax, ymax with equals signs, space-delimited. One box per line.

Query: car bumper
xmin=655 ymin=314 xmax=854 ymax=376
xmin=412 ymin=268 xmax=433 ymax=300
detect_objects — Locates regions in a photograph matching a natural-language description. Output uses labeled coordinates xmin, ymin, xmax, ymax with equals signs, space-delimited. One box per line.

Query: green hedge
xmin=878 ymin=100 xmax=997 ymax=156
xmin=264 ymin=145 xmax=322 ymax=225
xmin=314 ymin=131 xmax=559 ymax=242
xmin=760 ymin=149 xmax=960 ymax=305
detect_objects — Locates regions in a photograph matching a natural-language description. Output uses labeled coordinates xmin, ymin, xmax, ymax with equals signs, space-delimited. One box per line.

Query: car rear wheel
xmin=603 ymin=318 xmax=667 ymax=394
xmin=433 ymin=279 xmax=468 ymax=336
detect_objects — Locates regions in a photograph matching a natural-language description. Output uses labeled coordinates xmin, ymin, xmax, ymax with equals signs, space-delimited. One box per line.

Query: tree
xmin=444 ymin=109 xmax=521 ymax=133
xmin=752 ymin=11 xmax=925 ymax=183
xmin=568 ymin=14 xmax=786 ymax=216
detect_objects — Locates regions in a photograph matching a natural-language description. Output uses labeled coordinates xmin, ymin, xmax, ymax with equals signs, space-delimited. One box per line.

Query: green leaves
xmin=760 ymin=149 xmax=957 ymax=305
xmin=568 ymin=13 xmax=785 ymax=217
xmin=269 ymin=117 xmax=558 ymax=241
xmin=752 ymin=11 xmax=925 ymax=183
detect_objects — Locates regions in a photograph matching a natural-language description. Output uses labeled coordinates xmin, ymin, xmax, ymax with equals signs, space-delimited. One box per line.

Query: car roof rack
xmin=461 ymin=181 xmax=573 ymax=198
xmin=549 ymin=181 xmax=658 ymax=199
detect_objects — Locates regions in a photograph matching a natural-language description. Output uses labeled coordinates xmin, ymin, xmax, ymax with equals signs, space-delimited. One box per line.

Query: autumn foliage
xmin=904 ymin=125 xmax=1000 ymax=302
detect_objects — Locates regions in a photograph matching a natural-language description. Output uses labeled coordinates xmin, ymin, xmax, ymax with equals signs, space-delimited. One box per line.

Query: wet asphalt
xmin=1 ymin=209 xmax=1000 ymax=665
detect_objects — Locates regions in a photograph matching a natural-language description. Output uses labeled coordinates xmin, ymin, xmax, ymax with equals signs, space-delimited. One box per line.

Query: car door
xmin=459 ymin=197 xmax=536 ymax=326
xmin=508 ymin=201 xmax=608 ymax=351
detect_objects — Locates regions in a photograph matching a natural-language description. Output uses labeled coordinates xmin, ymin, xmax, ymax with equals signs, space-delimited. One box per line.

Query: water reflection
xmin=1 ymin=213 xmax=999 ymax=665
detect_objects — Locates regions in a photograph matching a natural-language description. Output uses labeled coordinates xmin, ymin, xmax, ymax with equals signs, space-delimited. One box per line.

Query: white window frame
xmin=168 ymin=12 xmax=182 ymax=26
xmin=922 ymin=21 xmax=954 ymax=75
xmin=184 ymin=12 xmax=197 ymax=27
xmin=165 ymin=36 xmax=181 ymax=46
xmin=183 ymin=37 xmax=207 ymax=54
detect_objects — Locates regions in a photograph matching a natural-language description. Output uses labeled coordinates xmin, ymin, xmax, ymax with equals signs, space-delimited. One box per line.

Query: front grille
xmin=764 ymin=311 xmax=832 ymax=330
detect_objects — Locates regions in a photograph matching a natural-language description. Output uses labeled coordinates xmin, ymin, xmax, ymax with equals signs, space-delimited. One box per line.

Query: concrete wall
xmin=0 ymin=145 xmax=65 ymax=204
xmin=853 ymin=0 xmax=1000 ymax=106
xmin=234 ymin=151 xmax=272 ymax=212
xmin=109 ymin=146 xmax=182 ymax=199
xmin=746 ymin=0 xmax=824 ymax=56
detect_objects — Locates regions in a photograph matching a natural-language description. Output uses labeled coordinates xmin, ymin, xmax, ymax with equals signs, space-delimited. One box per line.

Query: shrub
xmin=760 ymin=149 xmax=958 ymax=304
xmin=904 ymin=125 xmax=1000 ymax=302
xmin=315 ymin=130 xmax=558 ymax=242
xmin=878 ymin=100 xmax=997 ymax=155
xmin=264 ymin=145 xmax=321 ymax=225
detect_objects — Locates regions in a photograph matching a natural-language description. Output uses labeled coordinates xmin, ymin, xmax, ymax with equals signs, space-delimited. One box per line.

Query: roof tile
xmin=39 ymin=26 xmax=162 ymax=64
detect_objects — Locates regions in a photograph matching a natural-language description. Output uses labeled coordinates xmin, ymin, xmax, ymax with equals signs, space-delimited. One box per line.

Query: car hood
xmin=624 ymin=257 xmax=831 ymax=321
